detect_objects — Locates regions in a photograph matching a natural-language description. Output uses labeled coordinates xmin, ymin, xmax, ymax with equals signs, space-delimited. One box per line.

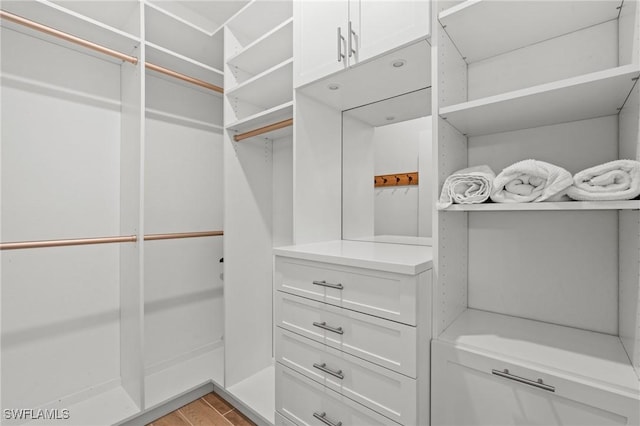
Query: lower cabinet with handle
xmin=273 ymin=240 xmax=433 ymax=426
xmin=431 ymin=339 xmax=640 ymax=426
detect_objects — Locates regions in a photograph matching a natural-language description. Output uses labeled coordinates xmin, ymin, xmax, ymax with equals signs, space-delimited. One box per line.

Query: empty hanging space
xmin=433 ymin=1 xmax=640 ymax=424
xmin=1 ymin=0 xmax=142 ymax=423
xmin=142 ymin=2 xmax=227 ymax=410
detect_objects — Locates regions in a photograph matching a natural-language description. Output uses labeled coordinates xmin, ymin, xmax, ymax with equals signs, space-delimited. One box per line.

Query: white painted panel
xmin=357 ymin=0 xmax=430 ymax=63
xmin=441 ymin=65 xmax=640 ymax=137
xmin=144 ymin=118 xmax=222 ymax=233
xmin=439 ymin=0 xmax=619 ymax=63
xmin=1 ymin=246 xmax=120 ymax=410
xmin=439 ymin=28 xmax=467 ymax=107
xmin=468 ymin=20 xmax=618 ymax=100
xmin=273 ymin=135 xmax=294 ymax=248
xmin=435 ymin=118 xmax=468 ymax=335
xmin=342 ymin=114 xmax=375 ymax=240
xmin=276 ymin=328 xmax=417 ymax=425
xmin=276 ymin=363 xmax=400 ymax=426
xmin=275 ymin=256 xmax=418 ymax=325
xmin=418 ymin=118 xmax=433 ymax=238
xmin=375 ymin=187 xmax=419 ymax=237
xmin=468 ymin=115 xmax=619 ymax=175
xmin=119 ymin=31 xmax=144 ymax=409
xmin=618 ymin=0 xmax=639 ymax=66
xmin=275 ymin=292 xmax=417 ymax=377
xmin=432 ymin=340 xmax=638 ymax=426
xmin=468 ymin=211 xmax=618 ymax=334
xmin=619 ymin=211 xmax=640 ymax=380
xmin=1 ymin=28 xmax=121 ymax=241
xmin=293 ymin=93 xmax=342 ymax=244
xmin=145 ymin=74 xmax=223 ymax=128
xmin=223 ymin=129 xmax=274 ymax=386
xmin=293 ymin=0 xmax=349 ymax=88
xmin=144 ymin=237 xmax=224 ymax=369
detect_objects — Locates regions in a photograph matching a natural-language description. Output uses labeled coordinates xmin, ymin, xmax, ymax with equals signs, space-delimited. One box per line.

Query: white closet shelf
xmin=145 ymin=42 xmax=224 ymax=94
xmin=226 ymin=18 xmax=293 ymax=77
xmin=439 ymin=0 xmax=622 ymax=63
xmin=226 ymin=0 xmax=292 ymax=47
xmin=226 ymin=58 xmax=293 ymax=109
xmin=144 ymin=346 xmax=224 ymax=409
xmin=146 ymin=108 xmax=223 ymax=133
xmin=226 ymin=365 xmax=275 ymax=425
xmin=438 ymin=309 xmax=639 ymax=393
xmin=440 ymin=65 xmax=640 ymax=136
xmin=226 ymin=101 xmax=293 ymax=133
xmin=144 ymin=3 xmax=224 ymax=71
xmin=25 ymin=386 xmax=139 ymax=426
xmin=439 ymin=200 xmax=640 ymax=212
xmin=1 ymin=0 xmax=139 ymax=58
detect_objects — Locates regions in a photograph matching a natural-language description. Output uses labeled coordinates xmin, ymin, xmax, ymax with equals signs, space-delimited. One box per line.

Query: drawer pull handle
xmin=492 ymin=369 xmax=555 ymax=392
xmin=313 ymin=321 xmax=344 ymax=335
xmin=313 ymin=412 xmax=342 ymax=426
xmin=313 ymin=362 xmax=344 ymax=379
xmin=312 ymin=280 xmax=344 ymax=290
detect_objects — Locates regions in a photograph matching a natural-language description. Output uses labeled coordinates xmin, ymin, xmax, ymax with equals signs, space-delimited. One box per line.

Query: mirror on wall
xmin=342 ymin=87 xmax=432 ymax=246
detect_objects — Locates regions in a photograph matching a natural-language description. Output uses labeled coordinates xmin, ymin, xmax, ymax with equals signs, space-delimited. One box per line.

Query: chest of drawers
xmin=273 ymin=240 xmax=432 ymax=426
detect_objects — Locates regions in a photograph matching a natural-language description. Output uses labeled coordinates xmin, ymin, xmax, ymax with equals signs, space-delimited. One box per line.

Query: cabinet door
xmin=431 ymin=341 xmax=639 ymax=426
xmin=294 ymin=0 xmax=349 ymax=87
xmin=355 ymin=0 xmax=430 ymax=63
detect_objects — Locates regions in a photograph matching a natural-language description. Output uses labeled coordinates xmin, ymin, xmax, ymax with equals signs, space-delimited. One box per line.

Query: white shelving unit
xmin=440 ymin=200 xmax=640 ymax=212
xmin=1 ymin=1 xmax=241 ymax=424
xmin=433 ymin=0 xmax=640 ymax=423
xmin=441 ymin=65 xmax=640 ymax=136
xmin=223 ymin=1 xmax=293 ymax=424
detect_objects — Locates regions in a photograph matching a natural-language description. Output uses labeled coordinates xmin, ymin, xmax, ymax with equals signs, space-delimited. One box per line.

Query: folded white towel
xmin=491 ymin=159 xmax=573 ymax=203
xmin=567 ymin=159 xmax=640 ymax=201
xmin=438 ymin=165 xmax=496 ymax=208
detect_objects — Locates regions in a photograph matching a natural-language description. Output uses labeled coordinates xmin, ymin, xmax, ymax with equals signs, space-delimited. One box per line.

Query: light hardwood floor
xmin=148 ymin=393 xmax=255 ymax=426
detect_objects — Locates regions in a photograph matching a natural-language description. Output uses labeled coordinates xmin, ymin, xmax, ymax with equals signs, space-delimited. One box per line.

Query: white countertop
xmin=273 ymin=240 xmax=433 ymax=275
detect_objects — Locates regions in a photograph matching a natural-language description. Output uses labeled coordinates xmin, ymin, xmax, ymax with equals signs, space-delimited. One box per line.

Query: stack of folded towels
xmin=438 ymin=159 xmax=640 ymax=205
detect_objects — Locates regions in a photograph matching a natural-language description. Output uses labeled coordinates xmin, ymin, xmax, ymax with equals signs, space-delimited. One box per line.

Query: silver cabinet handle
xmin=312 ymin=321 xmax=343 ymax=335
xmin=313 ymin=362 xmax=344 ymax=380
xmin=313 ymin=412 xmax=342 ymax=426
xmin=492 ymin=369 xmax=555 ymax=392
xmin=312 ymin=280 xmax=343 ymax=290
xmin=348 ymin=20 xmax=357 ymax=58
xmin=337 ymin=27 xmax=345 ymax=62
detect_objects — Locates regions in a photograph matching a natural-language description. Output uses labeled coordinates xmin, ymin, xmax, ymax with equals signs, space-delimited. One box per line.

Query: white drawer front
xmin=276 ymin=363 xmax=400 ymax=426
xmin=275 ymin=292 xmax=417 ymax=377
xmin=432 ymin=340 xmax=640 ymax=426
xmin=276 ymin=411 xmax=297 ymax=426
xmin=276 ymin=328 xmax=417 ymax=425
xmin=275 ymin=257 xmax=419 ymax=325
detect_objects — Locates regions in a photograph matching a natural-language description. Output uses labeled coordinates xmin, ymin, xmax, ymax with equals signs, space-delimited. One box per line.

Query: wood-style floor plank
xmin=151 ymin=411 xmax=192 ymax=426
xmin=179 ymin=399 xmax=233 ymax=426
xmin=224 ymin=410 xmax=254 ymax=426
xmin=202 ymin=393 xmax=234 ymax=415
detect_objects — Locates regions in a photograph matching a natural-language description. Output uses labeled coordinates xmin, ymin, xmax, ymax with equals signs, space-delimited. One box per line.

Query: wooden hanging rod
xmin=0 ymin=231 xmax=223 ymax=250
xmin=144 ymin=230 xmax=224 ymax=241
xmin=375 ymin=172 xmax=419 ymax=187
xmin=234 ymin=118 xmax=293 ymax=142
xmin=0 ymin=235 xmax=137 ymax=250
xmin=0 ymin=10 xmax=139 ymax=64
xmin=145 ymin=62 xmax=224 ymax=93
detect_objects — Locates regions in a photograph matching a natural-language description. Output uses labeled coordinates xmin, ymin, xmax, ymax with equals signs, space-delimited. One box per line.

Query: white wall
xmin=374 ymin=116 xmax=432 ymax=237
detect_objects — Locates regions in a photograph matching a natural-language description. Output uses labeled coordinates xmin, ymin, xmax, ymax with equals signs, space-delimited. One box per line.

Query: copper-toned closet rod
xmin=0 ymin=10 xmax=138 ymax=64
xmin=145 ymin=62 xmax=224 ymax=93
xmin=0 ymin=231 xmax=223 ymax=250
xmin=234 ymin=118 xmax=293 ymax=142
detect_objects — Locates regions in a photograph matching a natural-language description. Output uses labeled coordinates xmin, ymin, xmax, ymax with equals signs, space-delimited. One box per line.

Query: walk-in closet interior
xmin=1 ymin=1 xmax=639 ymax=426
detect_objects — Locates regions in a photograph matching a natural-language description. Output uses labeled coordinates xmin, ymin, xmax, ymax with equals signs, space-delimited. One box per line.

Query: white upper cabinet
xmin=356 ymin=0 xmax=430 ymax=63
xmin=294 ymin=0 xmax=431 ymax=88
xmin=294 ymin=0 xmax=350 ymax=88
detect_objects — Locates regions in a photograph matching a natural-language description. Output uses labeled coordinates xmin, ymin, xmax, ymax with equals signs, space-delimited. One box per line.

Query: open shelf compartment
xmin=439 ymin=0 xmax=623 ymax=63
